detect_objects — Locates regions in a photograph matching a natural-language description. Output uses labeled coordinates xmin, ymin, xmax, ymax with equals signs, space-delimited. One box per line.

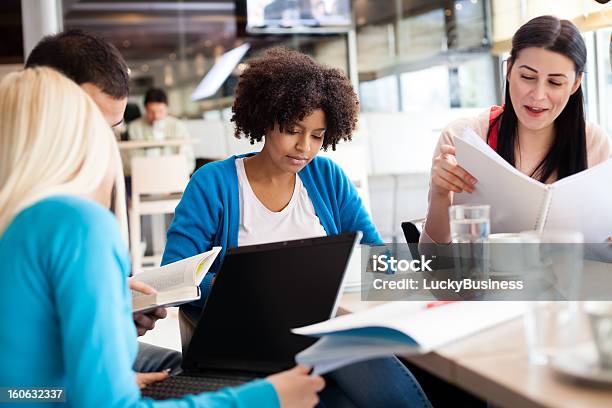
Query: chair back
xmin=131 ymin=155 xmax=189 ymax=196
xmin=401 ymin=219 xmax=424 ymax=260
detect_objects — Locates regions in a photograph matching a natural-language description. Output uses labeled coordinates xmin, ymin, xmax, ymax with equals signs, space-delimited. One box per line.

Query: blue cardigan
xmin=162 ymin=154 xmax=382 ymax=305
xmin=0 ymin=196 xmax=278 ymax=407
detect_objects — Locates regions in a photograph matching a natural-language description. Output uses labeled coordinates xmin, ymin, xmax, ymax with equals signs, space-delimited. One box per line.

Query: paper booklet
xmin=454 ymin=128 xmax=612 ymax=242
xmin=131 ymin=247 xmax=221 ymax=313
xmin=293 ymin=301 xmax=525 ymax=375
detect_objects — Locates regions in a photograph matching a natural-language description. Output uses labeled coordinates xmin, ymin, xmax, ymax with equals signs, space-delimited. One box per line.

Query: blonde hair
xmin=0 ymin=67 xmax=127 ymax=237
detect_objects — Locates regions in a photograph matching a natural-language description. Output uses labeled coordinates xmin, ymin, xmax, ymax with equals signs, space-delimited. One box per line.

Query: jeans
xmin=323 ymin=357 xmax=432 ymax=408
xmin=133 ymin=342 xmax=183 ymax=374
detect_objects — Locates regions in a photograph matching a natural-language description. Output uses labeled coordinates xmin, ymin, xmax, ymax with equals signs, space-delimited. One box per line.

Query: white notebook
xmin=454 ymin=128 xmax=612 ymax=242
xmin=131 ymin=247 xmax=221 ymax=313
xmin=293 ymin=301 xmax=525 ymax=374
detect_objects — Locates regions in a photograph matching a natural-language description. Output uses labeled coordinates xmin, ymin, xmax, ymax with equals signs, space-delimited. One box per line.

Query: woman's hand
xmin=267 ymin=365 xmax=325 ymax=408
xmin=136 ymin=370 xmax=170 ymax=389
xmin=431 ymin=144 xmax=478 ymax=197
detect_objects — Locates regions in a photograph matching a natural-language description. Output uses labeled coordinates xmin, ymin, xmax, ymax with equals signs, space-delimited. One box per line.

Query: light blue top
xmin=162 ymin=154 xmax=382 ymax=305
xmin=0 ymin=196 xmax=279 ymax=408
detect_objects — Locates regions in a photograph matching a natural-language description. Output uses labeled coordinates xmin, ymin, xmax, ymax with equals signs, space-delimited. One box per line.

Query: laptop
xmin=142 ymin=232 xmax=360 ymax=400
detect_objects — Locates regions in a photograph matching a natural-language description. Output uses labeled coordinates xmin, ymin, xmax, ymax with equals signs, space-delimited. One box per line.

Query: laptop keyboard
xmin=141 ymin=374 xmax=250 ymax=400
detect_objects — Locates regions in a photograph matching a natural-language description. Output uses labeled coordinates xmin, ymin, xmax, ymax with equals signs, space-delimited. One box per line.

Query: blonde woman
xmin=0 ymin=67 xmax=323 ymax=407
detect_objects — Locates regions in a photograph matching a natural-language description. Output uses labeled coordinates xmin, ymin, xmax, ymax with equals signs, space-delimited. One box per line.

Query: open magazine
xmin=293 ymin=301 xmax=525 ymax=375
xmin=131 ymin=247 xmax=221 ymax=313
xmin=454 ymin=128 xmax=612 ymax=242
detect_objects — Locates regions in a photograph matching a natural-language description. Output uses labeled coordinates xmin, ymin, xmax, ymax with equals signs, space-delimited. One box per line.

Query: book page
xmin=297 ymin=335 xmax=419 ymax=375
xmin=294 ymin=301 xmax=525 ymax=353
xmin=133 ymin=247 xmax=221 ymax=295
xmin=546 ymin=160 xmax=612 ymax=242
xmin=454 ymin=128 xmax=549 ymax=233
xmin=194 ymin=246 xmax=222 ymax=284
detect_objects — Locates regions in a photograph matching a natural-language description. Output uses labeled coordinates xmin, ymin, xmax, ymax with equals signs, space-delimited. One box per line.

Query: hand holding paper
xmin=454 ymin=128 xmax=612 ymax=242
xmin=431 ymin=144 xmax=477 ymax=196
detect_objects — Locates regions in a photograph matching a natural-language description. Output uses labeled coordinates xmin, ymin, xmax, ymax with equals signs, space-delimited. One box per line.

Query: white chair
xmin=129 ymin=155 xmax=189 ymax=274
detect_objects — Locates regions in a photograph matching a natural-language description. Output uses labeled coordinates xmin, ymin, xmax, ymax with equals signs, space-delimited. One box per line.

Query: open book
xmin=293 ymin=301 xmax=525 ymax=375
xmin=132 ymin=247 xmax=221 ymax=313
xmin=454 ymin=128 xmax=612 ymax=242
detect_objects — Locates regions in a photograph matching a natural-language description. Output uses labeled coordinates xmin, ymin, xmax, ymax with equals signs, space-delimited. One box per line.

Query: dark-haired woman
xmin=422 ymin=15 xmax=610 ymax=244
xmin=163 ymin=48 xmax=432 ymax=407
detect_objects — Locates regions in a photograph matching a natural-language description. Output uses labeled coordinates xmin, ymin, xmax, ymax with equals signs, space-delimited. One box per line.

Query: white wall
xmin=183 ymin=119 xmax=261 ymax=159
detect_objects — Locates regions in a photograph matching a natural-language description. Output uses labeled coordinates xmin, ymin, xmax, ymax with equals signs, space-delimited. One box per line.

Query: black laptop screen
xmin=183 ymin=233 xmax=357 ymax=374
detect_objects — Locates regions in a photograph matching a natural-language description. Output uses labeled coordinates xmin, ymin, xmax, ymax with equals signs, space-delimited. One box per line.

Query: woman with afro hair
xmin=162 ymin=47 xmax=432 ymax=408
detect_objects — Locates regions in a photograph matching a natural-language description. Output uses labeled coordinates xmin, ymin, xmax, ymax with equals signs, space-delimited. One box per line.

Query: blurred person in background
xmin=127 ymin=88 xmax=195 ymax=176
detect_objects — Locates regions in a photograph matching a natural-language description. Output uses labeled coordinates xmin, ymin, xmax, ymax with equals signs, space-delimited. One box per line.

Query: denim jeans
xmin=323 ymin=357 xmax=432 ymax=408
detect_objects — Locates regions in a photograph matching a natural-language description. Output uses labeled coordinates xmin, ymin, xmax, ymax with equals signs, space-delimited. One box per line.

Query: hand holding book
xmin=129 ymin=278 xmax=167 ymax=336
xmin=131 ymin=247 xmax=221 ymax=313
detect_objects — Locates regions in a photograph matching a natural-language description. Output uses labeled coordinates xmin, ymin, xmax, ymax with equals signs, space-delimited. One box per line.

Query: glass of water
xmin=523 ymin=230 xmax=584 ymax=365
xmin=449 ymin=205 xmax=490 ymax=243
xmin=449 ymin=205 xmax=491 ymax=285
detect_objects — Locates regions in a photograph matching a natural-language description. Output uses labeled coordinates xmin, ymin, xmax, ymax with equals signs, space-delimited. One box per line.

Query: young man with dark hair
xmin=26 ymin=29 xmax=129 ymax=128
xmin=144 ymin=88 xmax=168 ymax=105
xmin=127 ymin=87 xmax=195 ymax=174
xmin=25 ymin=30 xmax=181 ymax=383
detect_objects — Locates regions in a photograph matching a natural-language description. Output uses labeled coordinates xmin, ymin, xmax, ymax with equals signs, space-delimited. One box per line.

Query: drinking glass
xmin=449 ymin=205 xmax=490 ymax=282
xmin=523 ymin=230 xmax=584 ymax=365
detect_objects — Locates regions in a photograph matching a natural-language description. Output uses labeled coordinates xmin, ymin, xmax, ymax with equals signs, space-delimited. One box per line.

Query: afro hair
xmin=231 ymin=47 xmax=359 ymax=150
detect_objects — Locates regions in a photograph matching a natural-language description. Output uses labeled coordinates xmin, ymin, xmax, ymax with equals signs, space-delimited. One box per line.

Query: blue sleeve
xmin=51 ymin=204 xmax=279 ymax=408
xmin=332 ymin=162 xmax=383 ymax=245
xmin=152 ymin=380 xmax=280 ymax=408
xmin=162 ymin=169 xmax=221 ymax=297
xmin=163 ymin=172 xmax=217 ymax=265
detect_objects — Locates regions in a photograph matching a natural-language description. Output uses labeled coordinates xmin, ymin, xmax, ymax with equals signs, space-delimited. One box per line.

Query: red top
xmin=487 ymin=105 xmax=504 ymax=151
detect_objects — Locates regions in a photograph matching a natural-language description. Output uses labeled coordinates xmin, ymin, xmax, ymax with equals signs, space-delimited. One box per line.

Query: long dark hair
xmin=489 ymin=16 xmax=587 ymax=182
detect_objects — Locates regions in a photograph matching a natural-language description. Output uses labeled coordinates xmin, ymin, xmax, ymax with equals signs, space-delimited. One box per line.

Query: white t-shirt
xmin=236 ymin=158 xmax=326 ymax=246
